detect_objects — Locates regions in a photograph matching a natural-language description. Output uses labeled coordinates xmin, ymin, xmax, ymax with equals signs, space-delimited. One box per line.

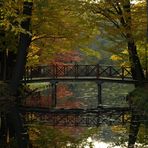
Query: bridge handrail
xmin=24 ymin=64 xmax=133 ymax=80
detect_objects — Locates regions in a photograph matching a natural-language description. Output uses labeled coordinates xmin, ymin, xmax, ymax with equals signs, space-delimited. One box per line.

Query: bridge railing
xmin=24 ymin=64 xmax=132 ymax=80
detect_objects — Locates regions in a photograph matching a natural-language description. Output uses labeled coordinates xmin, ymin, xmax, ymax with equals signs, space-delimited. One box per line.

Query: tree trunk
xmin=11 ymin=1 xmax=33 ymax=90
xmin=121 ymin=1 xmax=145 ymax=147
xmin=0 ymin=113 xmax=7 ymax=148
xmin=7 ymin=1 xmax=33 ymax=148
xmin=127 ymin=42 xmax=145 ymax=81
xmin=127 ymin=42 xmax=145 ymax=148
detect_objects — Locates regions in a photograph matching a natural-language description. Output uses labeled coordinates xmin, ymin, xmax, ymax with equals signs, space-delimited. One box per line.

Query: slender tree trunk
xmin=11 ymin=1 xmax=33 ymax=90
xmin=146 ymin=0 xmax=148 ymax=79
xmin=0 ymin=1 xmax=7 ymax=147
xmin=122 ymin=1 xmax=145 ymax=147
xmin=7 ymin=1 xmax=33 ymax=148
xmin=126 ymin=24 xmax=145 ymax=148
xmin=0 ymin=1 xmax=33 ymax=147
xmin=127 ymin=41 xmax=145 ymax=81
xmin=0 ymin=113 xmax=7 ymax=148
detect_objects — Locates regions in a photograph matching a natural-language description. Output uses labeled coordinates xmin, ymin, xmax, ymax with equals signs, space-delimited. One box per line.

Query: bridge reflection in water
xmin=20 ymin=106 xmax=130 ymax=127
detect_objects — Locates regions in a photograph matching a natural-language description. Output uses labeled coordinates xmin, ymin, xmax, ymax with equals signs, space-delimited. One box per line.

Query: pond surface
xmin=27 ymin=82 xmax=148 ymax=147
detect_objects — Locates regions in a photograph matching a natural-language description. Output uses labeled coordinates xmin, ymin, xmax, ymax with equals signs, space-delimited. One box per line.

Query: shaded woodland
xmin=0 ymin=0 xmax=148 ymax=147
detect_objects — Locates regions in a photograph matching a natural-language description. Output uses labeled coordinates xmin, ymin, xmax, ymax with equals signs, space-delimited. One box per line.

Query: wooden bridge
xmin=23 ymin=64 xmax=139 ymax=83
xmin=19 ymin=64 xmax=147 ymax=127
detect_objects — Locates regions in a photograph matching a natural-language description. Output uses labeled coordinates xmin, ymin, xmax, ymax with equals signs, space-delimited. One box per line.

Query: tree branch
xmin=31 ymin=34 xmax=70 ymax=42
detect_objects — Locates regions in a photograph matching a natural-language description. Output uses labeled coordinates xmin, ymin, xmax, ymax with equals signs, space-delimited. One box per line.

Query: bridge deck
xmin=22 ymin=77 xmax=139 ymax=83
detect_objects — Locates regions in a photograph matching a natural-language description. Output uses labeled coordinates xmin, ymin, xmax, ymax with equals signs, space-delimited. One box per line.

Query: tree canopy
xmin=0 ymin=0 xmax=148 ymax=147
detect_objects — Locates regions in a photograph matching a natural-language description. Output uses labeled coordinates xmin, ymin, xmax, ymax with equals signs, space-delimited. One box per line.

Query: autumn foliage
xmin=25 ymin=49 xmax=83 ymax=108
xmin=50 ymin=50 xmax=82 ymax=64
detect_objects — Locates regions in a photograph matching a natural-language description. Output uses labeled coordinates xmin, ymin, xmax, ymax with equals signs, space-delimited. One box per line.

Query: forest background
xmin=0 ymin=0 xmax=148 ymax=147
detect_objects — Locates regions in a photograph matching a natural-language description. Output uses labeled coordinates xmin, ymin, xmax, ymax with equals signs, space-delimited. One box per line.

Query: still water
xmin=28 ymin=82 xmax=148 ymax=147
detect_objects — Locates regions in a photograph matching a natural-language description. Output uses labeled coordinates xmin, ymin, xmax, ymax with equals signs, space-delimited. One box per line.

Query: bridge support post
xmin=97 ymin=81 xmax=102 ymax=106
xmin=50 ymin=81 xmax=58 ymax=108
